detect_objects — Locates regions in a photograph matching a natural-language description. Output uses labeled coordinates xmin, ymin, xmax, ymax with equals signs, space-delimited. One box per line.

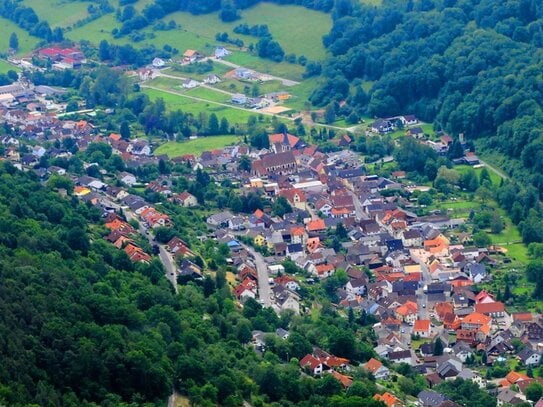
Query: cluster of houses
xmin=104 ymin=213 xmax=151 ymax=263
xmin=0 ymin=78 xmax=538 ymax=405
xmin=369 ymin=116 xmax=480 ymax=164
xmin=188 ymin=132 xmax=543 ymax=405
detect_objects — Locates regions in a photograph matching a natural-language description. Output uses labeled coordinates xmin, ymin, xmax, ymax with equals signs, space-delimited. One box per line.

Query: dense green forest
xmin=0 ymin=162 xmax=389 ymax=406
xmin=314 ymin=0 xmax=543 ymax=195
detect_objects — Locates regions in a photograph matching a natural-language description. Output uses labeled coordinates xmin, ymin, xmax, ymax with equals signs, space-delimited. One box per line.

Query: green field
xmin=155 ymin=136 xmax=241 ymax=157
xmin=224 ymin=52 xmax=305 ymax=81
xmin=22 ymin=0 xmax=89 ymax=28
xmin=0 ymin=60 xmax=19 ymax=74
xmin=0 ymin=17 xmax=41 ymax=55
xmin=186 ymin=87 xmax=232 ymax=103
xmin=454 ymin=164 xmax=502 ymax=185
xmin=154 ymin=3 xmax=331 ymax=61
xmin=66 ymin=3 xmax=328 ymax=80
xmin=143 ymin=87 xmax=260 ymax=123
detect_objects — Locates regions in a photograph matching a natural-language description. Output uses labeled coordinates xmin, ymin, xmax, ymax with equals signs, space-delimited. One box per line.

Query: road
xmin=156 ymin=71 xmax=237 ymax=96
xmin=243 ymin=244 xmax=273 ymax=307
xmin=478 ymin=158 xmax=509 ymax=180
xmin=210 ymin=57 xmax=300 ymax=86
xmin=124 ymin=209 xmax=179 ymax=293
xmin=348 ymin=189 xmax=369 ymax=221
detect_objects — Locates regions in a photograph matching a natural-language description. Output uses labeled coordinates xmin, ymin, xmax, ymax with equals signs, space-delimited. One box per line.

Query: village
xmin=0 ymin=48 xmax=542 ymax=407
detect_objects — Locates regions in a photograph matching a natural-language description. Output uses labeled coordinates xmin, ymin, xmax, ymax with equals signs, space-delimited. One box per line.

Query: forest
xmin=0 ymin=163 xmax=396 ymax=406
xmin=314 ymin=0 xmax=543 ymax=196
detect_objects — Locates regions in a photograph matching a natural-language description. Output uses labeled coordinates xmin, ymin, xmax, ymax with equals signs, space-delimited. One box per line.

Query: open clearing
xmin=0 ymin=17 xmax=41 ymax=55
xmin=155 ymin=136 xmax=241 ymax=157
xmin=22 ymin=0 xmax=89 ymax=28
xmin=142 ymin=87 xmax=261 ymax=124
xmin=0 ymin=60 xmax=19 ymax=74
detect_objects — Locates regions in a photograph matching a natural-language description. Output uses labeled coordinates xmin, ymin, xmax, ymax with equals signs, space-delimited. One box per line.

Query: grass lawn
xmin=0 ymin=17 xmax=41 ymax=55
xmin=143 ymin=87 xmax=261 ymax=124
xmin=155 ymin=136 xmax=241 ymax=157
xmin=454 ymin=164 xmax=502 ymax=185
xmin=167 ymin=63 xmax=232 ymax=81
xmin=22 ymin=0 xmax=89 ymax=28
xmin=503 ymin=243 xmax=529 ymax=263
xmin=185 ymin=87 xmax=231 ymax=103
xmin=0 ymin=60 xmax=19 ymax=74
xmin=284 ymin=77 xmax=322 ymax=111
xmin=155 ymin=3 xmax=331 ymax=61
xmin=241 ymin=3 xmax=331 ymax=61
xmin=225 ymin=52 xmax=305 ymax=81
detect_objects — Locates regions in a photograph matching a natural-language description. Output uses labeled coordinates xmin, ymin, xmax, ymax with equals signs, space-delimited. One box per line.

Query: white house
xmin=177 ymin=191 xmax=198 ymax=207
xmin=182 ymin=78 xmax=200 ymax=89
xmin=215 ymin=46 xmax=231 ymax=59
xmin=152 ymin=57 xmax=165 ymax=68
xmin=119 ymin=172 xmax=137 ymax=187
xmin=231 ymin=93 xmax=247 ymax=105
xmin=203 ymin=74 xmax=221 ymax=84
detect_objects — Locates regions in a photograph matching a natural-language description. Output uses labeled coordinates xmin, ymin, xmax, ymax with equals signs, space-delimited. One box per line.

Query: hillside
xmin=314 ymin=0 xmax=543 ymax=185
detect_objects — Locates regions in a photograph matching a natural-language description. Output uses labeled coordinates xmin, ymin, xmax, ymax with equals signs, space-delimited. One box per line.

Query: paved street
xmin=125 ymin=209 xmax=178 ymax=293
xmin=243 ymin=244 xmax=272 ymax=307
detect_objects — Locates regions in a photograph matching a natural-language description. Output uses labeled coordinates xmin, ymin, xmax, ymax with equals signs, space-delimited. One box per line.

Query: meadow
xmin=143 ymin=87 xmax=261 ymax=124
xmin=154 ymin=136 xmax=241 ymax=157
xmin=65 ymin=1 xmax=329 ymax=80
xmin=0 ymin=17 xmax=41 ymax=55
xmin=22 ymin=0 xmax=89 ymax=28
xmin=0 ymin=60 xmax=19 ymax=74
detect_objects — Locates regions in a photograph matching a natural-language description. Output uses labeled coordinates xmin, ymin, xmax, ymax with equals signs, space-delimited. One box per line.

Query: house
xmin=388 ymin=350 xmax=413 ymax=365
xmin=183 ymin=49 xmax=200 ymax=63
xmin=374 ymin=392 xmax=403 ymax=407
xmin=177 ymin=191 xmax=198 ymax=207
xmin=474 ymin=301 xmax=506 ymax=318
xmin=330 ymin=371 xmax=353 ymax=389
xmin=371 ymin=119 xmax=394 ymax=134
xmin=364 ymin=358 xmax=390 ymax=379
xmin=300 ymin=354 xmax=326 ymax=376
xmin=413 ymin=320 xmax=432 ymax=338
xmin=152 ymin=57 xmax=165 ymax=68
xmin=231 ymin=93 xmax=247 ymax=105
xmin=182 ymin=78 xmax=200 ymax=89
xmin=119 ymin=172 xmax=137 ymax=187
xmin=214 ymin=46 xmax=231 ymax=59
xmin=464 ymin=263 xmax=488 ymax=283
xmin=203 ymin=74 xmax=221 ymax=84
xmin=418 ymin=390 xmax=448 ymax=407
xmin=395 ymin=301 xmax=418 ymax=324
xmin=497 ymin=388 xmax=525 ymax=406
xmin=401 ymin=115 xmax=418 ymax=126
xmin=517 ymin=347 xmax=541 ymax=366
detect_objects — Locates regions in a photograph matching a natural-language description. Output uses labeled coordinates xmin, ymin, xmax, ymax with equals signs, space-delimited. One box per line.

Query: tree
xmin=324 ymin=103 xmax=336 ymax=124
xmin=9 ymin=32 xmax=18 ymax=50
xmin=526 ymin=382 xmax=543 ymax=402
xmin=473 ymin=231 xmax=491 ymax=248
xmin=120 ymin=121 xmax=131 ymax=140
xmin=433 ymin=338 xmax=444 ymax=356
xmin=238 ymin=155 xmax=251 ymax=172
xmin=219 ymin=117 xmax=229 ymax=134
xmin=208 ymin=113 xmax=220 ymax=135
xmin=272 ymin=196 xmax=292 ymax=217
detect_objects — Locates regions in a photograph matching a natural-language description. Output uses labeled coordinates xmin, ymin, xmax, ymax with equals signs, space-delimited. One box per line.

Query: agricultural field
xmin=154 ymin=135 xmax=241 ymax=157
xmin=0 ymin=17 xmax=41 ymax=55
xmin=22 ymin=0 xmax=89 ymax=28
